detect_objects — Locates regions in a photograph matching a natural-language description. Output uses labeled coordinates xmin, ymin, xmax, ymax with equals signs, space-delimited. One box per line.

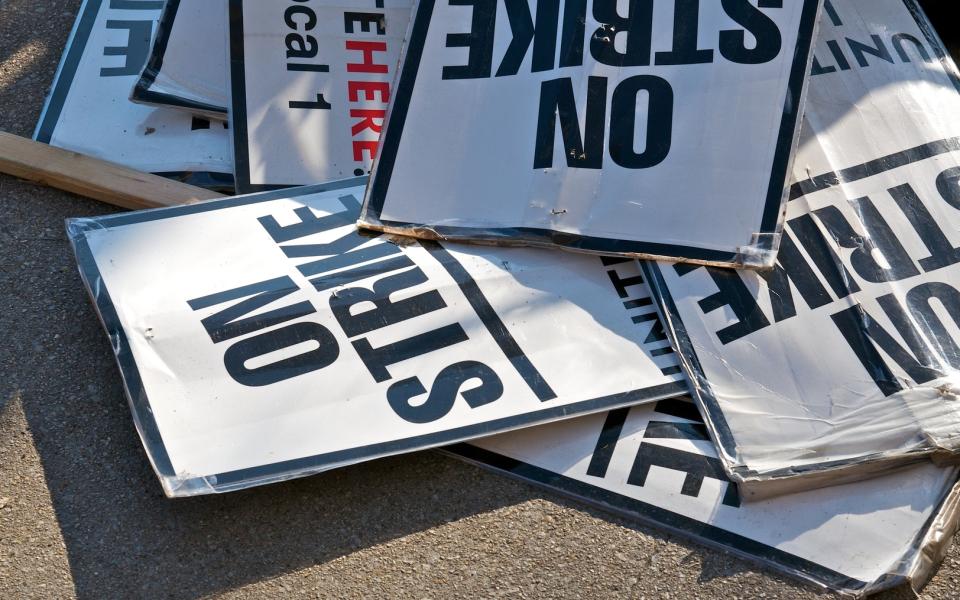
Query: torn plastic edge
xmin=895 ymin=476 xmax=960 ymax=596
xmin=129 ymin=0 xmax=230 ymax=120
xmin=737 ymin=232 xmax=782 ymax=269
xmin=355 ymin=217 xmax=781 ymax=271
xmin=640 ymin=259 xmax=960 ymax=503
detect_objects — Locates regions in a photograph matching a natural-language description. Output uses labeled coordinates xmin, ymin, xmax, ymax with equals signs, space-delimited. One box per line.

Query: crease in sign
xmin=643 ymin=0 xmax=960 ymax=499
xmin=449 ymin=397 xmax=960 ymax=597
xmin=131 ymin=0 xmax=231 ymax=118
xmin=67 ymin=180 xmax=687 ymax=496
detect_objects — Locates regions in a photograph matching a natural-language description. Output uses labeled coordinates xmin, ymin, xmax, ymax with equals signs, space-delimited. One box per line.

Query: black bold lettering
xmin=813 ymin=200 xmax=919 ymax=284
xmin=534 ymin=76 xmax=606 ymax=169
xmin=888 ymin=183 xmax=960 ymax=273
xmin=286 ymin=33 xmax=319 ymax=59
xmin=903 ymin=282 xmax=960 ymax=370
xmin=387 ymin=361 xmax=503 ymax=423
xmin=558 ymin=0 xmax=586 ymax=67
xmin=826 ymin=39 xmax=852 ymax=71
xmin=224 ymin=322 xmax=339 ymax=386
xmin=101 ymin=20 xmax=152 ymax=77
xmin=847 ymin=35 xmax=894 ymax=68
xmin=285 ymin=5 xmax=317 ymax=30
xmin=442 ymin=0 xmax=497 ymax=79
xmin=496 ymin=0 xmax=559 ymax=76
xmin=678 ymin=265 xmax=770 ymax=345
xmin=759 ymin=231 xmax=832 ymax=322
xmin=589 ymin=0 xmax=653 ymax=67
xmin=832 ymin=303 xmax=942 ymax=396
xmin=719 ymin=0 xmax=782 ymax=65
xmin=629 ymin=443 xmax=740 ymax=507
xmin=586 ymin=407 xmax=630 ymax=477
xmin=787 ymin=213 xmax=861 ymax=298
xmin=344 ymin=11 xmax=385 ymax=35
xmin=352 ymin=323 xmax=469 ymax=382
xmin=936 ymin=166 xmax=960 ymax=211
xmin=188 ymin=277 xmax=315 ymax=344
xmin=330 ymin=267 xmax=447 ymax=337
xmin=892 ymin=33 xmax=931 ymax=63
xmin=609 ymin=75 xmax=673 ymax=169
xmin=654 ymin=0 xmax=713 ymax=66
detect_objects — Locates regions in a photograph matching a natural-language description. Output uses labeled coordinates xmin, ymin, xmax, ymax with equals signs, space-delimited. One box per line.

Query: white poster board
xmin=229 ymin=0 xmax=413 ymax=192
xmin=645 ymin=0 xmax=960 ymax=499
xmin=358 ymin=0 xmax=823 ymax=267
xmin=35 ymin=0 xmax=233 ymax=187
xmin=453 ymin=398 xmax=960 ymax=597
xmin=67 ymin=181 xmax=686 ymax=497
xmin=131 ymin=0 xmax=230 ymax=118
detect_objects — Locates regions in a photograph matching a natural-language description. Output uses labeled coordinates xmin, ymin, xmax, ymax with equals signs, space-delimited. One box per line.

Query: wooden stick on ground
xmin=0 ymin=131 xmax=224 ymax=210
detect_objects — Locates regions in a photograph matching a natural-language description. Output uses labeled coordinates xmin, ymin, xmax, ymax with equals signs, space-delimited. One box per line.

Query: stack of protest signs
xmin=35 ymin=0 xmax=960 ymax=595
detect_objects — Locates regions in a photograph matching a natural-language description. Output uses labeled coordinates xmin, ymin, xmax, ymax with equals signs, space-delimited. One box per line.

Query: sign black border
xmin=361 ymin=0 xmax=824 ymax=265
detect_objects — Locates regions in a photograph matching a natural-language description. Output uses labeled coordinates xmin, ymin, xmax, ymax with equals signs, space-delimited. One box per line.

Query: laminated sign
xmin=35 ymin=0 xmax=233 ymax=185
xmin=645 ymin=0 xmax=960 ymax=499
xmin=131 ymin=0 xmax=231 ymax=118
xmin=229 ymin=0 xmax=414 ymax=192
xmin=67 ymin=181 xmax=687 ymax=496
xmin=359 ymin=0 xmax=824 ymax=267
xmin=450 ymin=398 xmax=960 ymax=597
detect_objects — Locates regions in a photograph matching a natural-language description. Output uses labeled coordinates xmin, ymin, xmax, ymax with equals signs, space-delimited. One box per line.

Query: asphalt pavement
xmin=2 ymin=1 xmax=960 ymax=598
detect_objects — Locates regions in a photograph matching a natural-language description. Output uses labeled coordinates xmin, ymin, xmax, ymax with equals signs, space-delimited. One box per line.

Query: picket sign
xmin=645 ymin=0 xmax=960 ymax=499
xmin=131 ymin=0 xmax=230 ymax=118
xmin=228 ymin=0 xmax=414 ymax=192
xmin=67 ymin=181 xmax=686 ymax=497
xmin=35 ymin=0 xmax=233 ymax=187
xmin=358 ymin=0 xmax=823 ymax=267
xmin=452 ymin=398 xmax=960 ymax=598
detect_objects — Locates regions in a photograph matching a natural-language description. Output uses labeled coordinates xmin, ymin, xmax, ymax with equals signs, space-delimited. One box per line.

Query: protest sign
xmin=229 ymin=0 xmax=413 ymax=192
xmin=645 ymin=0 xmax=960 ymax=498
xmin=35 ymin=0 xmax=233 ymax=187
xmin=359 ymin=0 xmax=823 ymax=267
xmin=451 ymin=398 xmax=960 ymax=597
xmin=67 ymin=181 xmax=686 ymax=496
xmin=131 ymin=0 xmax=230 ymax=118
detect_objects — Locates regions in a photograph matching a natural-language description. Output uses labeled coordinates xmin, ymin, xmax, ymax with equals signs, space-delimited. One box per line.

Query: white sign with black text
xmin=68 ymin=182 xmax=686 ymax=496
xmin=645 ymin=0 xmax=960 ymax=498
xmin=35 ymin=0 xmax=232 ymax=184
xmin=229 ymin=0 xmax=413 ymax=192
xmin=359 ymin=0 xmax=823 ymax=267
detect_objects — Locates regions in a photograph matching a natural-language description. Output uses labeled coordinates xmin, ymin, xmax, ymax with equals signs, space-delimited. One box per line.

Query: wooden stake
xmin=0 ymin=131 xmax=225 ymax=209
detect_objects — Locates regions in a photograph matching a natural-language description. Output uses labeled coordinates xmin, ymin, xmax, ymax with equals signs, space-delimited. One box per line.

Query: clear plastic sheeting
xmin=66 ymin=181 xmax=687 ymax=497
xmin=130 ymin=0 xmax=230 ymax=119
xmin=450 ymin=398 xmax=960 ymax=598
xmin=34 ymin=0 xmax=233 ymax=186
xmin=228 ymin=0 xmax=414 ymax=192
xmin=357 ymin=0 xmax=823 ymax=267
xmin=644 ymin=0 xmax=960 ymax=499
